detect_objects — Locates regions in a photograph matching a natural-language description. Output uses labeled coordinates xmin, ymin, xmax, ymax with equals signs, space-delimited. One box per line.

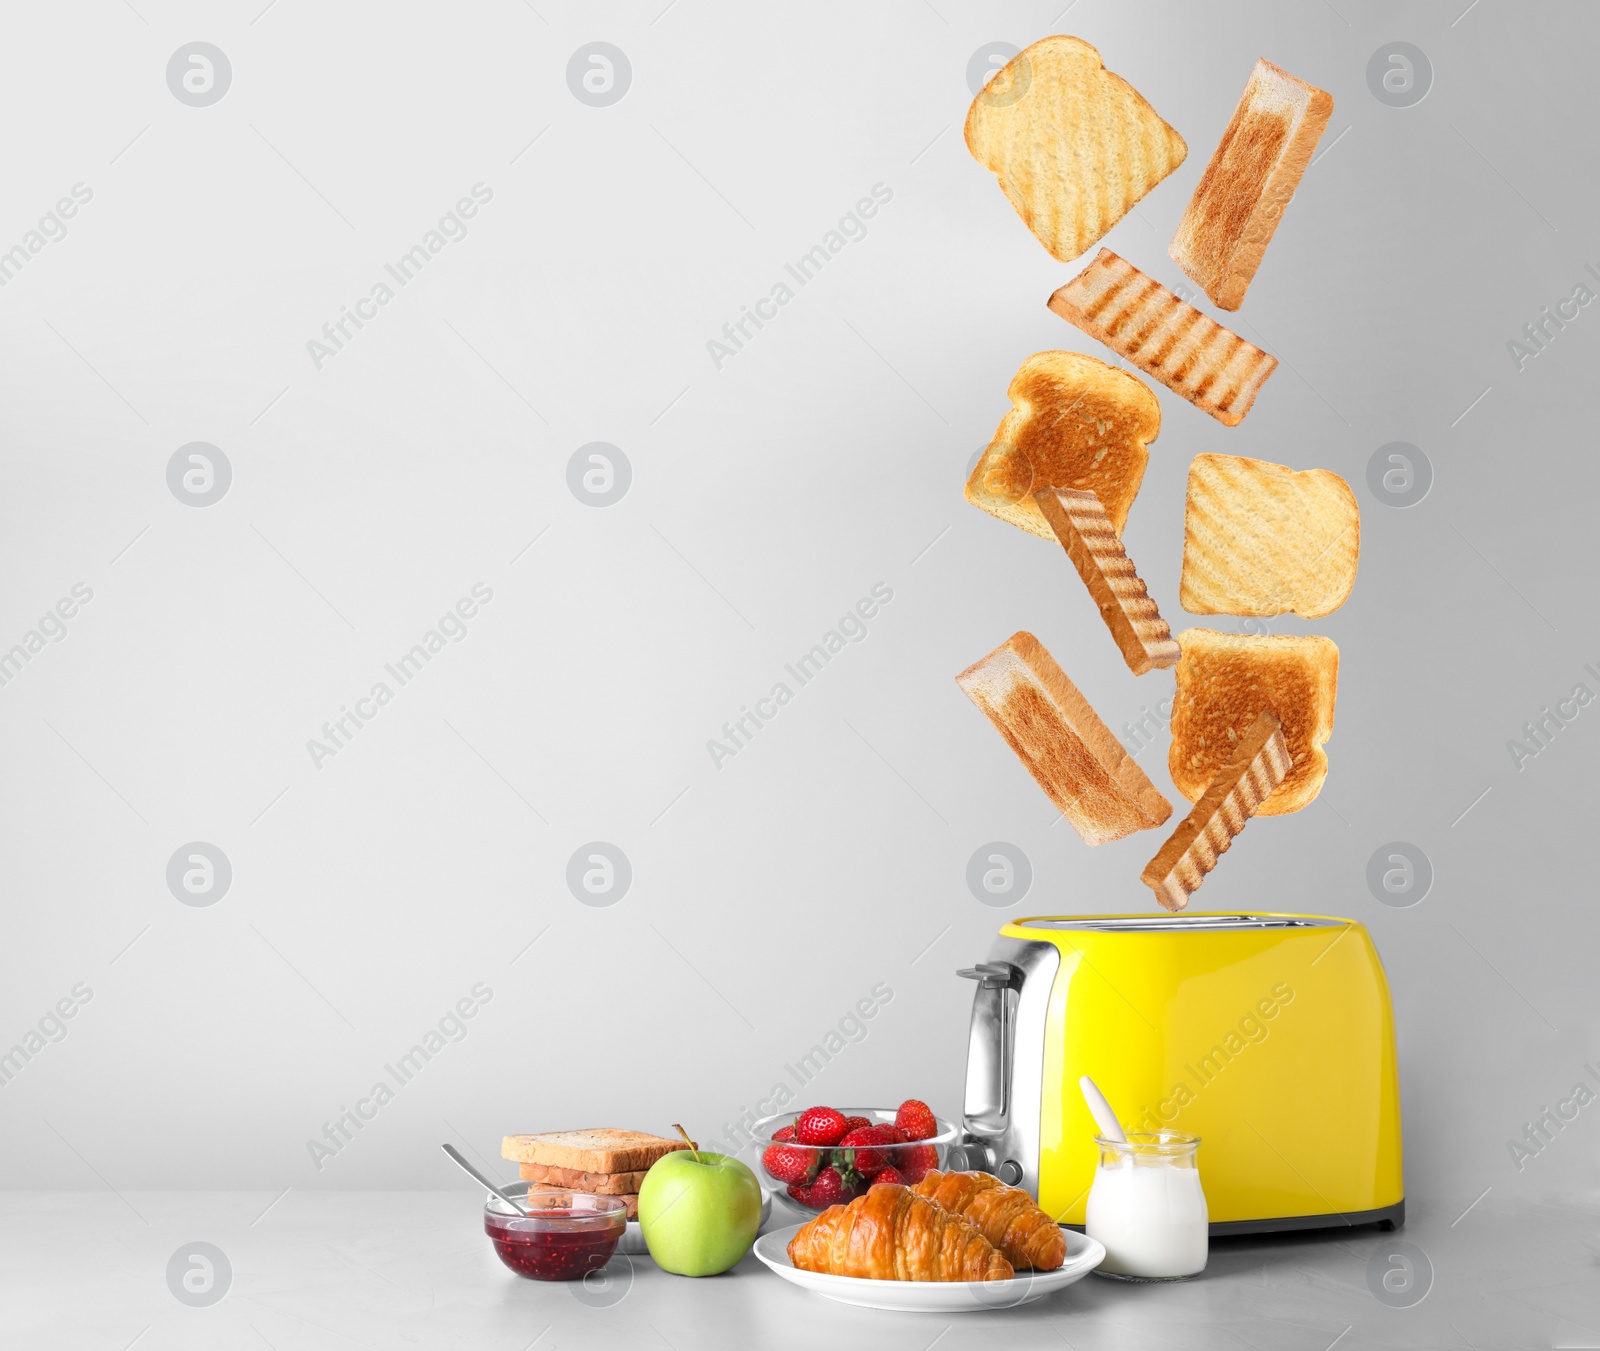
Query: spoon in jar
xmin=440 ymin=1143 xmax=532 ymax=1216
xmin=1079 ymin=1076 xmax=1128 ymax=1143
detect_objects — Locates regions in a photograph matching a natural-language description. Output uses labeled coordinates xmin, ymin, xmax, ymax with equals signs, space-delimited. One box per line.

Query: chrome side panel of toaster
xmin=955 ymin=936 xmax=1060 ymax=1196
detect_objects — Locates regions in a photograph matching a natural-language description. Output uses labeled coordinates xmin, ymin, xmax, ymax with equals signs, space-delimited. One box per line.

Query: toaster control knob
xmin=951 ymin=1141 xmax=993 ymax=1172
xmin=997 ymin=1159 xmax=1023 ymax=1186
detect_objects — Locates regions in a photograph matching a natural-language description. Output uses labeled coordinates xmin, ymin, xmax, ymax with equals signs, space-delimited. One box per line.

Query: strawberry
xmin=835 ymin=1125 xmax=894 ymax=1177
xmin=762 ymin=1142 xmax=816 ymax=1185
xmin=772 ymin=1123 xmax=795 ymax=1143
xmin=895 ymin=1099 xmax=938 ymax=1141
xmin=840 ymin=1115 xmax=872 ymax=1135
xmin=870 ymin=1164 xmax=906 ymax=1187
xmin=896 ymin=1143 xmax=938 ymax=1183
xmin=880 ymin=1124 xmax=907 ymax=1144
xmin=789 ymin=1165 xmax=849 ymax=1209
xmin=796 ymin=1106 xmax=848 ymax=1147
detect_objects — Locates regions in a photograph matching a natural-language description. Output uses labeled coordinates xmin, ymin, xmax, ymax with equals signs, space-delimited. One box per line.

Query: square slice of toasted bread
xmin=518 ymin=1162 xmax=652 ymax=1193
xmin=1169 ymin=629 xmax=1337 ymax=815
xmin=1180 ymin=454 xmax=1359 ymax=618
xmin=965 ymin=351 xmax=1160 ymax=541
xmin=1048 ymin=250 xmax=1277 ymax=425
xmin=966 ymin=35 xmax=1187 ymax=262
xmin=1170 ymin=59 xmax=1333 ymax=310
xmin=958 ymin=631 xmax=1172 ymax=844
xmin=501 ymin=1129 xmax=689 ymax=1173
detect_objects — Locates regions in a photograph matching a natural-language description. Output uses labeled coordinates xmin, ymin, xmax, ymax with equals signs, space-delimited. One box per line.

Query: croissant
xmin=910 ymin=1170 xmax=1067 ymax=1271
xmin=786 ymin=1184 xmax=1014 ymax=1282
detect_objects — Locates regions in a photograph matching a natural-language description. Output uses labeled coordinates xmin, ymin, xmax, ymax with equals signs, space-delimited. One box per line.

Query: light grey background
xmin=2 ymin=0 xmax=1596 ymax=1250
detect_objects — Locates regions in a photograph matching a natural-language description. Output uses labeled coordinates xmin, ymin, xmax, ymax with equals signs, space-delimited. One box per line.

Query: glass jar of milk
xmin=1086 ymin=1131 xmax=1208 ymax=1280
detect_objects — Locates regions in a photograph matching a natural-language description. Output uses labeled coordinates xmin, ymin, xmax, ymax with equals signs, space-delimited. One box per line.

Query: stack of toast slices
xmin=958 ymin=39 xmax=1354 ymax=910
xmin=501 ymin=1128 xmax=692 ymax=1220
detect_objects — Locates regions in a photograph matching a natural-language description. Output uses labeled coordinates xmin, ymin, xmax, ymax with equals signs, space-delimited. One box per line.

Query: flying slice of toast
xmin=518 ymin=1161 xmax=651 ymax=1194
xmin=1142 ymin=711 xmax=1290 ymax=911
xmin=957 ymin=631 xmax=1172 ymax=845
xmin=1170 ymin=60 xmax=1333 ymax=310
xmin=1048 ymin=249 xmax=1277 ymax=425
xmin=965 ymin=351 xmax=1160 ymax=541
xmin=965 ymin=35 xmax=1187 ymax=262
xmin=1032 ymin=487 xmax=1178 ymax=675
xmin=501 ymin=1128 xmax=690 ymax=1173
xmin=1180 ymin=454 xmax=1359 ymax=618
xmin=1170 ymin=629 xmax=1337 ymax=815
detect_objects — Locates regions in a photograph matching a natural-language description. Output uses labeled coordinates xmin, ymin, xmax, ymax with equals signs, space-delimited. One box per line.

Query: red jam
xmin=485 ymin=1209 xmax=626 ymax=1281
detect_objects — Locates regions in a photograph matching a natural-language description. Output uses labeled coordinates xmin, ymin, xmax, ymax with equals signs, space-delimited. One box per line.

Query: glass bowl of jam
xmin=484 ymin=1189 xmax=629 ymax=1281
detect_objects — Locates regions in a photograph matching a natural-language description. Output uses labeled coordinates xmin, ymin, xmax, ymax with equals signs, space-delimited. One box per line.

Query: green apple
xmin=638 ymin=1146 xmax=762 ymax=1277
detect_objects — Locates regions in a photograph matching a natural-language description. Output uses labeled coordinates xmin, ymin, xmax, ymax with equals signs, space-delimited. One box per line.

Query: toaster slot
xmin=1030 ymin=914 xmax=1338 ymax=931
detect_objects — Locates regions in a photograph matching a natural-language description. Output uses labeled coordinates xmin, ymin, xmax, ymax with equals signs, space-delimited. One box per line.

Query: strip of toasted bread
xmin=527 ymin=1184 xmax=639 ymax=1220
xmin=1180 ymin=454 xmax=1359 ymax=618
xmin=1048 ymin=250 xmax=1277 ymax=425
xmin=1032 ymin=487 xmax=1178 ymax=675
xmin=518 ymin=1162 xmax=651 ymax=1193
xmin=501 ymin=1129 xmax=690 ymax=1173
xmin=1169 ymin=629 xmax=1337 ymax=815
xmin=957 ymin=631 xmax=1172 ymax=844
xmin=1142 ymin=712 xmax=1290 ymax=911
xmin=965 ymin=35 xmax=1187 ymax=262
xmin=966 ymin=352 xmax=1161 ymax=541
xmin=1170 ymin=60 xmax=1333 ymax=310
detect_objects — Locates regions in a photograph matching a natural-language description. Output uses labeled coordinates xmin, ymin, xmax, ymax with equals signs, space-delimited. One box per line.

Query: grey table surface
xmin=5 ymin=1190 xmax=1596 ymax=1350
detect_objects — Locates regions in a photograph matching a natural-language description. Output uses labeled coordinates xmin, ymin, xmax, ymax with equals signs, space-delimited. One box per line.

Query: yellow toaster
xmin=955 ymin=913 xmax=1404 ymax=1233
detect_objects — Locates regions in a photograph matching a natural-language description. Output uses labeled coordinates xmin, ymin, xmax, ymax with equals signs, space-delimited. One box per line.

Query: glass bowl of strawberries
xmin=753 ymin=1100 xmax=958 ymax=1215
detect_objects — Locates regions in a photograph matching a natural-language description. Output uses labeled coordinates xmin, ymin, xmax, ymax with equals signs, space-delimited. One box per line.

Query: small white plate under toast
xmin=752 ymin=1223 xmax=1104 ymax=1312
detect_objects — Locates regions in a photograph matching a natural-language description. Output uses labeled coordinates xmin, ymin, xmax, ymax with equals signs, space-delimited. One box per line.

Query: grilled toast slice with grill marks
xmin=1169 ymin=629 xmax=1337 ymax=815
xmin=1048 ymin=249 xmax=1277 ymax=425
xmin=1032 ymin=487 xmax=1179 ymax=675
xmin=1180 ymin=454 xmax=1359 ymax=618
xmin=1142 ymin=711 xmax=1290 ymax=911
xmin=965 ymin=35 xmax=1187 ymax=262
xmin=957 ymin=631 xmax=1172 ymax=845
xmin=1170 ymin=60 xmax=1333 ymax=310
xmin=965 ymin=351 xmax=1161 ymax=542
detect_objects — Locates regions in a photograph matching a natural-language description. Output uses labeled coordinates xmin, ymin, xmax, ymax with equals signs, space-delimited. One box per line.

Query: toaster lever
xmin=958 ymin=961 xmax=1020 ymax=1128
xmin=956 ymin=962 xmax=1020 ymax=988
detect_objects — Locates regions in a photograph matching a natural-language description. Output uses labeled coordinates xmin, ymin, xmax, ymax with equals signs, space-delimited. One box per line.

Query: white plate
xmin=614 ymin=1191 xmax=772 ymax=1255
xmin=752 ymin=1223 xmax=1104 ymax=1312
